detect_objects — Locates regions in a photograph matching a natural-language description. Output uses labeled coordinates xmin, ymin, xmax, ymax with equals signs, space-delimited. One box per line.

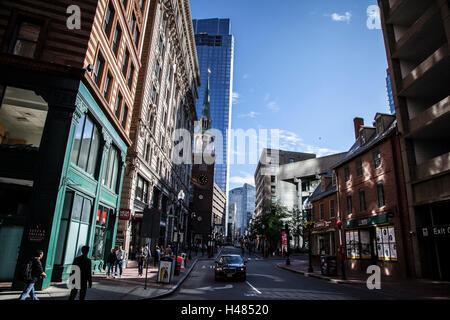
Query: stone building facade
xmin=118 ymin=0 xmax=200 ymax=254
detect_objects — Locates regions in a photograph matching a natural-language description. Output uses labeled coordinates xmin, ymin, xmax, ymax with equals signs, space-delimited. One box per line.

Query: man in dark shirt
xmin=19 ymin=250 xmax=47 ymax=300
xmin=69 ymin=246 xmax=92 ymax=300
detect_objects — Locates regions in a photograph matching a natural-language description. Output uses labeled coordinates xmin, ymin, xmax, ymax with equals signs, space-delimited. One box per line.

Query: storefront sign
xmin=346 ymin=214 xmax=388 ymax=228
xmin=431 ymin=225 xmax=450 ymax=237
xmin=28 ymin=224 xmax=46 ymax=243
xmin=314 ymin=221 xmax=331 ymax=228
xmin=119 ymin=209 xmax=132 ymax=221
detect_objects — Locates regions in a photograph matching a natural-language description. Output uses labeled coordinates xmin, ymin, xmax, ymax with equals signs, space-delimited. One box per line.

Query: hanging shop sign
xmin=28 ymin=224 xmax=46 ymax=243
xmin=119 ymin=208 xmax=132 ymax=221
xmin=314 ymin=221 xmax=332 ymax=228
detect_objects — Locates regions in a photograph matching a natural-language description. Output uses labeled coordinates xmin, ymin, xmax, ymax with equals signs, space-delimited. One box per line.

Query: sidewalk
xmin=0 ymin=248 xmax=224 ymax=301
xmin=0 ymin=257 xmax=196 ymax=301
xmin=276 ymin=260 xmax=450 ymax=300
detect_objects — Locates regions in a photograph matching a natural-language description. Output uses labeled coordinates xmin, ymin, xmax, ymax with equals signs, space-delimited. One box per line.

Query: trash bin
xmin=320 ymin=256 xmax=337 ymax=276
xmin=158 ymin=257 xmax=174 ymax=283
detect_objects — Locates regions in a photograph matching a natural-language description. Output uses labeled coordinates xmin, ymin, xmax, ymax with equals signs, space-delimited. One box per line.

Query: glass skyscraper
xmin=386 ymin=70 xmax=396 ymax=115
xmin=192 ymin=18 xmax=234 ymax=199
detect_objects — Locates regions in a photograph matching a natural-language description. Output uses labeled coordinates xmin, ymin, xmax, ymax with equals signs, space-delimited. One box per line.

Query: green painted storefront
xmin=45 ymin=82 xmax=127 ymax=286
xmin=3 ymin=78 xmax=128 ymax=290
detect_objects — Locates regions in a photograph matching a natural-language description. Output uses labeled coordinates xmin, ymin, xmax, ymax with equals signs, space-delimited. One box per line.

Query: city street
xmin=162 ymin=246 xmax=394 ymax=300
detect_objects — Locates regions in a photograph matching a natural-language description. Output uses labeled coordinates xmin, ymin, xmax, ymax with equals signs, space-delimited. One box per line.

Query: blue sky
xmin=189 ymin=0 xmax=389 ymax=190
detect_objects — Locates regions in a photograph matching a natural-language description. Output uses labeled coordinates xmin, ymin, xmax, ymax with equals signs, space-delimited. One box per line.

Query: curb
xmin=276 ymin=264 xmax=352 ymax=285
xmin=148 ymin=247 xmax=224 ymax=300
xmin=147 ymin=258 xmax=199 ymax=300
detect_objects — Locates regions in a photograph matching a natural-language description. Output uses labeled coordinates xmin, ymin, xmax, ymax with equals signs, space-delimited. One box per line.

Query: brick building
xmin=334 ymin=113 xmax=413 ymax=279
xmin=308 ymin=173 xmax=340 ymax=269
xmin=0 ymin=0 xmax=150 ymax=289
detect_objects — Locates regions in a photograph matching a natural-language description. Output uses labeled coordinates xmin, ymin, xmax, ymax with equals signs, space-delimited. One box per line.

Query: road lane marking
xmin=246 ymin=281 xmax=262 ymax=295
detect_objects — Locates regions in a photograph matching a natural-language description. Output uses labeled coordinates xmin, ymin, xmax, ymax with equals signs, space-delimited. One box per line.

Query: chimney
xmin=353 ymin=117 xmax=364 ymax=140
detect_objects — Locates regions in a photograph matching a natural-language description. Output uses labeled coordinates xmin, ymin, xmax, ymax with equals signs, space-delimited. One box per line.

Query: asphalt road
xmin=164 ymin=246 xmax=395 ymax=300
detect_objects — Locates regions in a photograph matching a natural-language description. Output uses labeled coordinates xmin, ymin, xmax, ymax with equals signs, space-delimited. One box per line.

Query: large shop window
xmin=0 ymin=86 xmax=48 ymax=147
xmin=92 ymin=205 xmax=114 ymax=261
xmin=345 ymin=229 xmax=371 ymax=260
xmin=376 ymin=226 xmax=397 ymax=261
xmin=71 ymin=114 xmax=101 ymax=176
xmin=346 ymin=226 xmax=397 ymax=261
xmin=54 ymin=191 xmax=92 ymax=266
xmin=102 ymin=146 xmax=120 ymax=192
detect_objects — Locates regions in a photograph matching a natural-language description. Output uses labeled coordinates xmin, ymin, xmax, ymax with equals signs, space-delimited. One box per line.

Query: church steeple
xmin=200 ymin=68 xmax=212 ymax=132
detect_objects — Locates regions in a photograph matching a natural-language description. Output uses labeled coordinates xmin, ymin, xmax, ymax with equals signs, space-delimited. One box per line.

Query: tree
xmin=248 ymin=202 xmax=289 ymax=255
xmin=287 ymin=208 xmax=308 ymax=251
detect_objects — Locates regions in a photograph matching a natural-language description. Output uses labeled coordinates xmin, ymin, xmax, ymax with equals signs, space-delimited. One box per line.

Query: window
xmin=376 ymin=226 xmax=397 ymax=261
xmin=121 ymin=104 xmax=128 ymax=128
xmin=122 ymin=48 xmax=129 ymax=76
xmin=158 ymin=35 xmax=165 ymax=57
xmin=271 ymin=176 xmax=276 ymax=183
xmin=344 ymin=166 xmax=350 ymax=182
xmin=92 ymin=205 xmax=114 ymax=260
xmin=54 ymin=191 xmax=93 ymax=265
xmin=129 ymin=13 xmax=136 ymax=34
xmin=373 ymin=150 xmax=382 ymax=169
xmin=112 ymin=25 xmax=122 ymax=56
xmin=122 ymin=0 xmax=128 ymax=10
xmin=140 ymin=0 xmax=146 ymax=11
xmin=359 ymin=189 xmax=366 ymax=212
xmin=93 ymin=52 xmax=106 ymax=86
xmin=151 ymin=86 xmax=158 ymax=104
xmin=356 ymin=159 xmax=363 ymax=177
xmin=9 ymin=18 xmax=42 ymax=58
xmin=346 ymin=194 xmax=352 ymax=215
xmin=145 ymin=143 xmax=150 ymax=162
xmin=271 ymin=186 xmax=275 ymax=194
xmin=102 ymin=146 xmax=120 ymax=192
xmin=103 ymin=2 xmax=115 ymax=38
xmin=127 ymin=63 xmax=135 ymax=88
xmin=330 ymin=199 xmax=335 ymax=218
xmin=377 ymin=183 xmax=385 ymax=208
xmin=135 ymin=175 xmax=149 ymax=203
xmin=155 ymin=60 xmax=162 ymax=82
xmin=289 ymin=158 xmax=295 ymax=163
xmin=71 ymin=114 xmax=101 ymax=176
xmin=345 ymin=230 xmax=360 ymax=259
xmin=115 ymin=92 xmax=123 ymax=118
xmin=319 ymin=203 xmax=324 ymax=220
xmin=134 ymin=28 xmax=140 ymax=47
xmin=103 ymin=72 xmax=113 ymax=101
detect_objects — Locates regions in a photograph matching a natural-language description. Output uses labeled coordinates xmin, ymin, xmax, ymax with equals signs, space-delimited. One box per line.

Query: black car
xmin=214 ymin=254 xmax=247 ymax=281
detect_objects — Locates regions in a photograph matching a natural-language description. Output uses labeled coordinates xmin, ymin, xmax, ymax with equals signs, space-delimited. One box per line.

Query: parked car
xmin=214 ymin=254 xmax=247 ymax=281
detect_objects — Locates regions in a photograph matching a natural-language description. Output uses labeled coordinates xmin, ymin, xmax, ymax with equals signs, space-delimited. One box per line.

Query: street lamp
xmin=174 ymin=190 xmax=185 ymax=274
xmin=188 ymin=211 xmax=196 ymax=260
xmin=304 ymin=201 xmax=313 ymax=273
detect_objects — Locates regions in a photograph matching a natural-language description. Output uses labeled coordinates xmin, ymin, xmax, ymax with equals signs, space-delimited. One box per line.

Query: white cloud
xmin=232 ymin=92 xmax=240 ymax=104
xmin=330 ymin=12 xmax=352 ymax=23
xmin=238 ymin=111 xmax=260 ymax=119
xmin=272 ymin=130 xmax=341 ymax=157
xmin=229 ymin=171 xmax=255 ymax=186
xmin=266 ymin=101 xmax=280 ymax=112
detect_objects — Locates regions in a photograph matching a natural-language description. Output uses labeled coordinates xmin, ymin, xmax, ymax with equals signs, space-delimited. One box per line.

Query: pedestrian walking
xmin=136 ymin=247 xmax=147 ymax=276
xmin=68 ymin=246 xmax=92 ymax=301
xmin=154 ymin=246 xmax=161 ymax=266
xmin=115 ymin=246 xmax=126 ymax=277
xmin=105 ymin=248 xmax=116 ymax=278
xmin=165 ymin=245 xmax=172 ymax=257
xmin=19 ymin=250 xmax=47 ymax=300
